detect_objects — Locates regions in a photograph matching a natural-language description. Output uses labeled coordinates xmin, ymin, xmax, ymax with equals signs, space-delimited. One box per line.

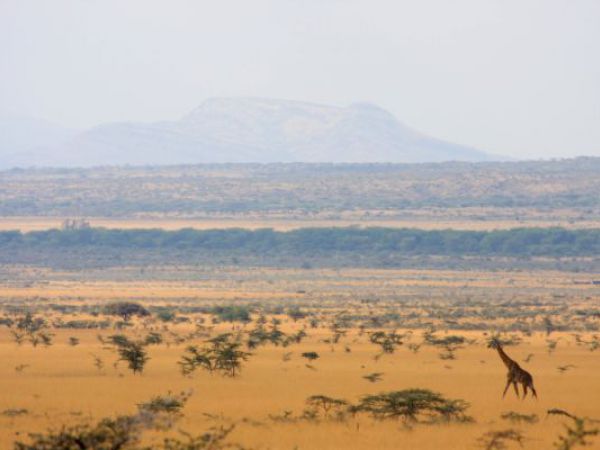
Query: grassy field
xmin=1 ymin=214 xmax=599 ymax=232
xmin=1 ymin=328 xmax=598 ymax=449
xmin=1 ymin=267 xmax=599 ymax=449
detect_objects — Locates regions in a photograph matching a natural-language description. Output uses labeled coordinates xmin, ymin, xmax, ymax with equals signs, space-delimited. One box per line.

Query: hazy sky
xmin=1 ymin=0 xmax=599 ymax=159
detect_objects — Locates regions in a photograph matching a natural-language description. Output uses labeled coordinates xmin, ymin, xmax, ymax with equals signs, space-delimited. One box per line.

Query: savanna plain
xmin=1 ymin=266 xmax=599 ymax=449
xmin=1 ymin=161 xmax=599 ymax=449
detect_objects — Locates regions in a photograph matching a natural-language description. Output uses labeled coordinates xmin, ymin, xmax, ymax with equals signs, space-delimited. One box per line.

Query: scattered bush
xmin=477 ymin=429 xmax=525 ymax=450
xmin=106 ymin=334 xmax=149 ymax=374
xmin=500 ymin=411 xmax=538 ymax=424
xmin=104 ymin=302 xmax=150 ymax=322
xmin=301 ymin=352 xmax=319 ymax=362
xmin=305 ymin=395 xmax=348 ymax=419
xmin=211 ymin=306 xmax=252 ymax=323
xmin=355 ymin=389 xmax=472 ymax=423
xmin=548 ymin=409 xmax=600 ymax=450
xmin=179 ymin=334 xmax=251 ymax=377
xmin=369 ymin=330 xmax=403 ymax=354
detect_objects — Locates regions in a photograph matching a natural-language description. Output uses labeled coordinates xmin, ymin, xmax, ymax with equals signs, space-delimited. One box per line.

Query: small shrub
xmin=2 ymin=408 xmax=28 ymax=417
xmin=160 ymin=425 xmax=240 ymax=450
xmin=155 ymin=308 xmax=177 ymax=323
xmin=144 ymin=332 xmax=163 ymax=345
xmin=211 ymin=306 xmax=251 ymax=323
xmin=363 ymin=372 xmax=384 ymax=383
xmin=301 ymin=351 xmax=319 ymax=362
xmin=501 ymin=411 xmax=539 ymax=424
xmin=137 ymin=391 xmax=192 ymax=430
xmin=287 ymin=307 xmax=307 ymax=322
xmin=477 ymin=429 xmax=525 ymax=450
xmin=14 ymin=415 xmax=142 ymax=450
xmin=104 ymin=302 xmax=150 ymax=322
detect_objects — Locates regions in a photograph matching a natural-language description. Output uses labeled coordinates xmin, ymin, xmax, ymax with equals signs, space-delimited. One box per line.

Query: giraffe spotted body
xmin=488 ymin=338 xmax=538 ymax=399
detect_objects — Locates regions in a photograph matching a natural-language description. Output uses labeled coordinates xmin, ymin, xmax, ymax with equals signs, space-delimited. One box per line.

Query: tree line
xmin=0 ymin=227 xmax=598 ymax=257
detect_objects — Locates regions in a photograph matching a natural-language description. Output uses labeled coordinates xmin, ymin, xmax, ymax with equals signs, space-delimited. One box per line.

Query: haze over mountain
xmin=0 ymin=98 xmax=497 ymax=168
xmin=0 ymin=115 xmax=79 ymax=168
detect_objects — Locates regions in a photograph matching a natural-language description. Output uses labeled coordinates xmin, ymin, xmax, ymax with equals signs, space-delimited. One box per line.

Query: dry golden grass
xmin=0 ymin=267 xmax=599 ymax=449
xmin=1 ymin=266 xmax=595 ymax=299
xmin=1 ymin=214 xmax=598 ymax=232
xmin=1 ymin=327 xmax=599 ymax=449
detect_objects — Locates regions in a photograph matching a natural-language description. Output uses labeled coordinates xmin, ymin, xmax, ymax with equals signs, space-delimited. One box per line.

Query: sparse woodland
xmin=0 ymin=266 xmax=599 ymax=449
xmin=1 ymin=159 xmax=599 ymax=217
xmin=0 ymin=160 xmax=599 ymax=448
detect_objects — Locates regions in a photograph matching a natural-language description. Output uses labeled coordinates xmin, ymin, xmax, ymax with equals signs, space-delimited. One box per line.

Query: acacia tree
xmin=214 ymin=340 xmax=251 ymax=377
xmin=356 ymin=389 xmax=472 ymax=423
xmin=104 ymin=302 xmax=150 ymax=322
xmin=11 ymin=313 xmax=53 ymax=347
xmin=118 ymin=341 xmax=149 ymax=374
xmin=246 ymin=324 xmax=286 ymax=349
xmin=179 ymin=333 xmax=251 ymax=377
xmin=13 ymin=393 xmax=245 ymax=450
xmin=547 ymin=409 xmax=600 ymax=450
xmin=14 ymin=415 xmax=142 ymax=450
xmin=424 ymin=332 xmax=466 ymax=360
xmin=305 ymin=395 xmax=348 ymax=419
xmin=369 ymin=330 xmax=404 ymax=354
xmin=179 ymin=346 xmax=215 ymax=375
xmin=107 ymin=334 xmax=149 ymax=374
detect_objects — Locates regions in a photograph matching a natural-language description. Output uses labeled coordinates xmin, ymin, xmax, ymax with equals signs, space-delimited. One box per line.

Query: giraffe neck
xmin=496 ymin=346 xmax=516 ymax=369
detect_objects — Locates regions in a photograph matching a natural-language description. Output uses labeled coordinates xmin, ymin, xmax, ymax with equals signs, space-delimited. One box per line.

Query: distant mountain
xmin=0 ymin=115 xmax=78 ymax=168
xmin=0 ymin=98 xmax=496 ymax=168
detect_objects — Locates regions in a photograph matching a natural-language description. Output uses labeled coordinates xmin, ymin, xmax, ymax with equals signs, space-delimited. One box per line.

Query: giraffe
xmin=488 ymin=338 xmax=537 ymax=399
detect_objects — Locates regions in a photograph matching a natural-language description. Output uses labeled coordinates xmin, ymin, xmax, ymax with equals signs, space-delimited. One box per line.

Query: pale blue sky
xmin=1 ymin=0 xmax=599 ymax=159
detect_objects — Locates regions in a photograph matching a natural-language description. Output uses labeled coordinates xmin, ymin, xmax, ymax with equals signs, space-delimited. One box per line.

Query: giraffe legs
xmin=530 ymin=383 xmax=538 ymax=399
xmin=512 ymin=381 xmax=520 ymax=398
xmin=522 ymin=383 xmax=528 ymax=399
xmin=502 ymin=378 xmax=512 ymax=398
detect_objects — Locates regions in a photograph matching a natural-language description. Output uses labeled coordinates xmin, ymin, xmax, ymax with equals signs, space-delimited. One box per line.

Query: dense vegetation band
xmin=1 ymin=227 xmax=598 ymax=257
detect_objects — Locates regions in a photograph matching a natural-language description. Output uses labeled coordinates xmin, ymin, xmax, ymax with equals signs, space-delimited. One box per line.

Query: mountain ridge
xmin=0 ymin=98 xmax=497 ymax=168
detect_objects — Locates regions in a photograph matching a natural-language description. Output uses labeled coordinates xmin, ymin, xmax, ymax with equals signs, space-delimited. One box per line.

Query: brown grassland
xmin=1 ymin=212 xmax=599 ymax=233
xmin=1 ymin=266 xmax=599 ymax=449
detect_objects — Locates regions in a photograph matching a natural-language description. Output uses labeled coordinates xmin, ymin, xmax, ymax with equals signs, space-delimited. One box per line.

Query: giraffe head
xmin=487 ymin=336 xmax=502 ymax=349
